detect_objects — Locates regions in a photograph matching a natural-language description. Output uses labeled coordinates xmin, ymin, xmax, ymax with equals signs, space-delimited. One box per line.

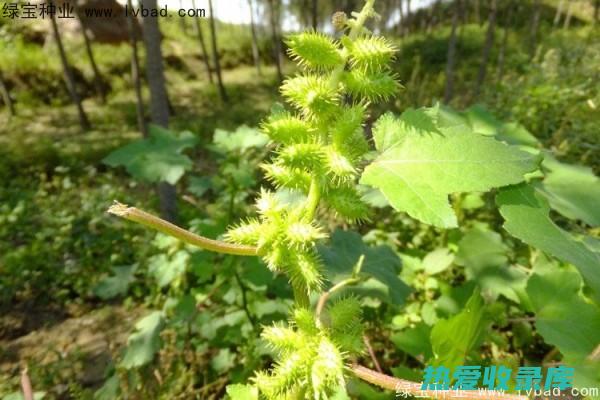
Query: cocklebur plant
xmin=226 ymin=0 xmax=398 ymax=309
xmin=108 ymin=0 xmax=600 ymax=398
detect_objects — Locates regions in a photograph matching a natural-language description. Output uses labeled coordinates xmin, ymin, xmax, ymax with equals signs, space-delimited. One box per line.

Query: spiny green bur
xmin=224 ymin=1 xmax=398 ymax=397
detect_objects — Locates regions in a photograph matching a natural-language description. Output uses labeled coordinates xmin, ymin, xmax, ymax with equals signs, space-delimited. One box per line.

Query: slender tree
xmin=554 ymin=0 xmax=565 ymax=27
xmin=311 ymin=0 xmax=318 ymax=29
xmin=474 ymin=0 xmax=481 ymax=24
xmin=126 ymin=0 xmax=147 ymax=137
xmin=208 ymin=0 xmax=228 ymax=102
xmin=563 ymin=0 xmax=573 ymax=29
xmin=397 ymin=0 xmax=405 ymax=36
xmin=529 ymin=0 xmax=541 ymax=59
xmin=141 ymin=0 xmax=177 ymax=222
xmin=496 ymin=3 xmax=512 ymax=83
xmin=0 ymin=72 xmax=14 ymax=117
xmin=444 ymin=0 xmax=461 ymax=103
xmin=76 ymin=12 xmax=106 ymax=104
xmin=268 ymin=0 xmax=284 ymax=82
xmin=247 ymin=0 xmax=263 ymax=76
xmin=192 ymin=0 xmax=214 ymax=83
xmin=405 ymin=0 xmax=411 ymax=33
xmin=473 ymin=0 xmax=497 ymax=98
xmin=49 ymin=2 xmax=90 ymax=130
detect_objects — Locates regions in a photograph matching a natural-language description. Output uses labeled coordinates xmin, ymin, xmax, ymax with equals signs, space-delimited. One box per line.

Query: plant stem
xmin=293 ymin=0 xmax=376 ymax=307
xmin=315 ymin=276 xmax=361 ymax=323
xmin=107 ymin=202 xmax=258 ymax=256
xmin=329 ymin=0 xmax=376 ymax=89
xmin=350 ymin=364 xmax=529 ymax=400
xmin=303 ymin=178 xmax=321 ymax=221
xmin=292 ymin=281 xmax=310 ymax=308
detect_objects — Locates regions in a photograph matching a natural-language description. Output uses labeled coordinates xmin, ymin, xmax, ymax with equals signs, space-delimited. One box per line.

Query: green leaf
xmin=318 ymin=230 xmax=411 ymax=305
xmin=496 ymin=183 xmax=600 ymax=302
xmin=391 ymin=322 xmax=433 ymax=360
xmin=94 ymin=375 xmax=119 ymax=400
xmin=526 ymin=269 xmax=600 ymax=387
xmin=148 ymin=250 xmax=189 ymax=288
xmin=226 ymin=384 xmax=258 ymax=400
xmin=103 ymin=124 xmax=198 ymax=184
xmin=212 ymin=125 xmax=269 ymax=153
xmin=93 ymin=264 xmax=137 ymax=300
xmin=497 ymin=122 xmax=540 ymax=147
xmin=456 ymin=229 xmax=527 ymax=303
xmin=430 ymin=290 xmax=486 ymax=368
xmin=361 ymin=107 xmax=539 ymax=228
xmin=119 ymin=311 xmax=164 ymax=369
xmin=422 ymin=248 xmax=454 ymax=275
xmin=3 ymin=393 xmax=46 ymax=400
xmin=211 ymin=348 xmax=236 ymax=373
xmin=464 ymin=104 xmax=501 ymax=136
xmin=536 ymin=156 xmax=600 ymax=227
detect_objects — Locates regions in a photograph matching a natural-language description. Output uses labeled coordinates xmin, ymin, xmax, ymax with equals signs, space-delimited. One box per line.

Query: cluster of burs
xmin=225 ymin=2 xmax=399 ymax=399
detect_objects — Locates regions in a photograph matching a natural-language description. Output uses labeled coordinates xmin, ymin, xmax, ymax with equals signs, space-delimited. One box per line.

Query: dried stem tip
xmin=107 ymin=201 xmax=259 ymax=257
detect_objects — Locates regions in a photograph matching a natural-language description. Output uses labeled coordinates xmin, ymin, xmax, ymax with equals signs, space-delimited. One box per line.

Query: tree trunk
xmin=126 ymin=0 xmax=147 ymax=137
xmin=397 ymin=0 xmax=405 ymax=36
xmin=553 ymin=0 xmax=564 ymax=27
xmin=473 ymin=0 xmax=497 ymax=98
xmin=496 ymin=3 xmax=512 ymax=83
xmin=311 ymin=0 xmax=318 ymax=30
xmin=247 ymin=0 xmax=262 ymax=76
xmin=192 ymin=0 xmax=214 ymax=83
xmin=208 ymin=0 xmax=229 ymax=102
xmin=563 ymin=0 xmax=573 ymax=29
xmin=49 ymin=3 xmax=90 ymax=130
xmin=406 ymin=0 xmax=411 ymax=33
xmin=141 ymin=0 xmax=177 ymax=222
xmin=0 ymin=72 xmax=14 ymax=116
xmin=444 ymin=0 xmax=461 ymax=103
xmin=77 ymin=18 xmax=106 ymax=104
xmin=474 ymin=0 xmax=481 ymax=24
xmin=529 ymin=0 xmax=541 ymax=59
xmin=268 ymin=0 xmax=284 ymax=83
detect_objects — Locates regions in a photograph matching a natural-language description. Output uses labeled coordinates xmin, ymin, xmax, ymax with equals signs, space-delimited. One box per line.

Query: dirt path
xmin=0 ymin=304 xmax=144 ymax=396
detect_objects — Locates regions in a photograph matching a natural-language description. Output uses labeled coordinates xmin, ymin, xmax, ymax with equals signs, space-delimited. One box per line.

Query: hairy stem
xmin=351 ymin=364 xmax=529 ymax=400
xmin=292 ymin=281 xmax=310 ymax=308
xmin=303 ymin=178 xmax=321 ymax=221
xmin=107 ymin=202 xmax=258 ymax=256
xmin=292 ymin=0 xmax=376 ymax=306
xmin=329 ymin=0 xmax=376 ymax=89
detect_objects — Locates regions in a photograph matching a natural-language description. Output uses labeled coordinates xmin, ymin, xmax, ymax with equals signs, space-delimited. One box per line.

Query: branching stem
xmin=350 ymin=364 xmax=529 ymax=400
xmin=107 ymin=201 xmax=258 ymax=256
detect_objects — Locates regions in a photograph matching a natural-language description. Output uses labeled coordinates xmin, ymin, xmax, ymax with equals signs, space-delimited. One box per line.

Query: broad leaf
xmin=120 ymin=311 xmax=164 ymax=369
xmin=361 ymin=107 xmax=539 ymax=228
xmin=430 ymin=290 xmax=486 ymax=368
xmin=456 ymin=229 xmax=527 ymax=303
xmin=318 ymin=230 xmax=410 ymax=305
xmin=422 ymin=248 xmax=454 ymax=275
xmin=496 ymin=184 xmax=600 ymax=302
xmin=103 ymin=124 xmax=198 ymax=184
xmin=93 ymin=264 xmax=137 ymax=300
xmin=148 ymin=251 xmax=189 ymax=288
xmin=536 ymin=156 xmax=600 ymax=227
xmin=212 ymin=125 xmax=269 ymax=153
xmin=526 ymin=269 xmax=600 ymax=387
xmin=391 ymin=322 xmax=433 ymax=360
xmin=226 ymin=384 xmax=258 ymax=400
xmin=464 ymin=105 xmax=540 ymax=147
